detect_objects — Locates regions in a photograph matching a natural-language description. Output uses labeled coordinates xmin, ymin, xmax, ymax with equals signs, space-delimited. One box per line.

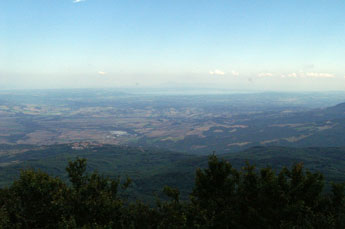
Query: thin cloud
xmin=231 ymin=70 xmax=239 ymax=76
xmin=258 ymin=73 xmax=273 ymax=77
xmin=283 ymin=72 xmax=334 ymax=79
xmin=287 ymin=73 xmax=298 ymax=78
xmin=305 ymin=72 xmax=334 ymax=78
xmin=73 ymin=0 xmax=85 ymax=3
xmin=98 ymin=71 xmax=106 ymax=76
xmin=209 ymin=69 xmax=225 ymax=76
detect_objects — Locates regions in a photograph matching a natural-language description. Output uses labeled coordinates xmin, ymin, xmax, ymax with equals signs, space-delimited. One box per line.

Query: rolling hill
xmin=1 ymin=143 xmax=345 ymax=201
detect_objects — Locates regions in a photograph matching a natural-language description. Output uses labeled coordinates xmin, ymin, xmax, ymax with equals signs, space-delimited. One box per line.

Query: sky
xmin=1 ymin=0 xmax=344 ymax=91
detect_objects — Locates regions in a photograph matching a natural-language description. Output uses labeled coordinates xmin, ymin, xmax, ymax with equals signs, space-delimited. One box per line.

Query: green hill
xmin=1 ymin=144 xmax=345 ymax=201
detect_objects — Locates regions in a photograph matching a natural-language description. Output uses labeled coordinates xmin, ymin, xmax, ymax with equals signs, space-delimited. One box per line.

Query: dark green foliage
xmin=190 ymin=155 xmax=239 ymax=228
xmin=64 ymin=161 xmax=124 ymax=227
xmin=186 ymin=156 xmax=345 ymax=229
xmin=0 ymin=158 xmax=129 ymax=228
xmin=2 ymin=144 xmax=345 ymax=200
xmin=0 ymin=156 xmax=345 ymax=228
xmin=1 ymin=169 xmax=67 ymax=228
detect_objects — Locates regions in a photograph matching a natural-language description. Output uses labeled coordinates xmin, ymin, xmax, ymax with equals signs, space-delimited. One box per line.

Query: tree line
xmin=0 ymin=155 xmax=344 ymax=228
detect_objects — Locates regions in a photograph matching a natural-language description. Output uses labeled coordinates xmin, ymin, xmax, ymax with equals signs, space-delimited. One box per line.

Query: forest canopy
xmin=0 ymin=155 xmax=344 ymax=228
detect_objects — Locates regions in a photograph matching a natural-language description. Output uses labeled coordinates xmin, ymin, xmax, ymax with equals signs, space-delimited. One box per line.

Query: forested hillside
xmin=1 ymin=156 xmax=344 ymax=228
xmin=1 ymin=144 xmax=345 ymax=201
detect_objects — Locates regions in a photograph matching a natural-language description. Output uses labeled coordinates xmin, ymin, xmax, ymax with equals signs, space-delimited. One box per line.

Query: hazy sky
xmin=1 ymin=0 xmax=344 ymax=91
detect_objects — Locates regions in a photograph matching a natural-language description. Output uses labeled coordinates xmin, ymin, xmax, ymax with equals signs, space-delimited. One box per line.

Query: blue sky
xmin=1 ymin=0 xmax=344 ymax=91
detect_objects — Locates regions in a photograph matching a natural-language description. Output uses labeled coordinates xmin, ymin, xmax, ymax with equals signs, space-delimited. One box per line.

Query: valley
xmin=1 ymin=89 xmax=345 ymax=154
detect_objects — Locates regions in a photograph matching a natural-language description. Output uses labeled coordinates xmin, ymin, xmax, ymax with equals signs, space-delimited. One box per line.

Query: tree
xmin=190 ymin=155 xmax=239 ymax=228
xmin=6 ymin=169 xmax=67 ymax=228
xmin=0 ymin=155 xmax=344 ymax=228
xmin=65 ymin=158 xmax=128 ymax=227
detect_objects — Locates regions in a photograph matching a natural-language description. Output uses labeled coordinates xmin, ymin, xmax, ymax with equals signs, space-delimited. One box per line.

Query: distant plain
xmin=1 ymin=89 xmax=345 ymax=154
